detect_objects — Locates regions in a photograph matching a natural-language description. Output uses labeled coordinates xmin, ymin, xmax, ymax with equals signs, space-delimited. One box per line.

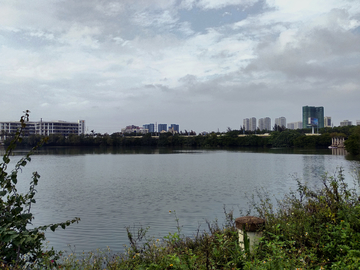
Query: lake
xmin=3 ymin=146 xmax=359 ymax=254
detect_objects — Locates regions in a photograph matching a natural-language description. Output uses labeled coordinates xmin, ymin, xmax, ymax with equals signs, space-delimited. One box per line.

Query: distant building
xmin=158 ymin=124 xmax=167 ymax=132
xmin=249 ymin=117 xmax=257 ymax=131
xmin=243 ymin=118 xmax=249 ymax=131
xmin=170 ymin=124 xmax=179 ymax=133
xmin=121 ymin=125 xmax=148 ymax=134
xmin=275 ymin=117 xmax=286 ymax=129
xmin=0 ymin=119 xmax=85 ymax=137
xmin=357 ymin=120 xmax=360 ymax=126
xmin=340 ymin=120 xmax=352 ymax=127
xmin=287 ymin=121 xmax=303 ymax=130
xmin=287 ymin=123 xmax=294 ymax=129
xmin=324 ymin=116 xmax=332 ymax=127
xmin=258 ymin=117 xmax=271 ymax=131
xmin=143 ymin=123 xmax=155 ymax=133
xmin=258 ymin=118 xmax=263 ymax=131
xmin=294 ymin=121 xmax=303 ymax=129
xmin=302 ymin=106 xmax=324 ymax=128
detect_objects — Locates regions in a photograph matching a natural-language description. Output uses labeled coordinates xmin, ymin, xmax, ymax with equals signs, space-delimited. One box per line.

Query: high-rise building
xmin=302 ymin=106 xmax=324 ymax=128
xmin=170 ymin=124 xmax=179 ymax=133
xmin=258 ymin=118 xmax=264 ymax=131
xmin=143 ymin=123 xmax=155 ymax=133
xmin=249 ymin=117 xmax=257 ymax=131
xmin=356 ymin=120 xmax=360 ymax=126
xmin=275 ymin=117 xmax=286 ymax=129
xmin=158 ymin=124 xmax=167 ymax=132
xmin=324 ymin=117 xmax=332 ymax=127
xmin=258 ymin=117 xmax=271 ymax=131
xmin=264 ymin=117 xmax=271 ymax=131
xmin=243 ymin=118 xmax=249 ymax=131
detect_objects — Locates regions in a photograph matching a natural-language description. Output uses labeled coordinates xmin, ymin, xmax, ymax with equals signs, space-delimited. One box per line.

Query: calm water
xmin=3 ymin=147 xmax=359 ymax=253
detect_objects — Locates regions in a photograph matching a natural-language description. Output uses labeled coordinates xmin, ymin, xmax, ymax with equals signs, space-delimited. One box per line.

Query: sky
xmin=0 ymin=0 xmax=359 ymax=134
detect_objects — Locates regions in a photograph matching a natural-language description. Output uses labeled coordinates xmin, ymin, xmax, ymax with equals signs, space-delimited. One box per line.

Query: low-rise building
xmin=121 ymin=125 xmax=148 ymax=134
xmin=0 ymin=119 xmax=85 ymax=137
xmin=340 ymin=120 xmax=352 ymax=126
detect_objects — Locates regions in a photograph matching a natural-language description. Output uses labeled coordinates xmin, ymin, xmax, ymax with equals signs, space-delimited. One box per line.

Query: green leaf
xmin=50 ymin=224 xmax=58 ymax=232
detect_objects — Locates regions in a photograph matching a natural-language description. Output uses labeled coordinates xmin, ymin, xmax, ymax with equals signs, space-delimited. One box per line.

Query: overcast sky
xmin=0 ymin=0 xmax=359 ymax=133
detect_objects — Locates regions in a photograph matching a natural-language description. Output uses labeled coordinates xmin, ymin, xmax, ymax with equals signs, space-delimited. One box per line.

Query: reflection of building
xmin=340 ymin=120 xmax=352 ymax=126
xmin=302 ymin=106 xmax=324 ymax=128
xmin=324 ymin=116 xmax=332 ymax=127
xmin=0 ymin=120 xmax=85 ymax=137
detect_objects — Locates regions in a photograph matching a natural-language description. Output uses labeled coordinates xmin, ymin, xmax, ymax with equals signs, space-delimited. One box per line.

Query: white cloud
xmin=0 ymin=0 xmax=359 ymax=132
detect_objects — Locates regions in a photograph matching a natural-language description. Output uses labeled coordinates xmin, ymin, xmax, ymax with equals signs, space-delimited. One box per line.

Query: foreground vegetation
xmin=2 ymin=113 xmax=360 ymax=269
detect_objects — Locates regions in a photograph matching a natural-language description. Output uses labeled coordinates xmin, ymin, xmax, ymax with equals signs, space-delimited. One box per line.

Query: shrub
xmin=0 ymin=111 xmax=80 ymax=268
xmin=250 ymin=168 xmax=360 ymax=269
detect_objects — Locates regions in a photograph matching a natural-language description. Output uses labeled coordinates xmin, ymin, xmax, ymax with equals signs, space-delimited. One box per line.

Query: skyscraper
xmin=264 ymin=117 xmax=271 ymax=131
xmin=158 ymin=124 xmax=167 ymax=132
xmin=143 ymin=123 xmax=155 ymax=133
xmin=249 ymin=117 xmax=257 ymax=131
xmin=258 ymin=117 xmax=271 ymax=131
xmin=275 ymin=117 xmax=286 ymax=129
xmin=243 ymin=118 xmax=249 ymax=131
xmin=302 ymin=106 xmax=324 ymax=128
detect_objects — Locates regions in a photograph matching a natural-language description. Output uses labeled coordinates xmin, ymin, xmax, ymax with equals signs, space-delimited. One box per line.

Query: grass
xmin=17 ymin=167 xmax=360 ymax=269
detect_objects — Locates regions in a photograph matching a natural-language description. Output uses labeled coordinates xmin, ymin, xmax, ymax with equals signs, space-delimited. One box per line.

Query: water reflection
xmin=331 ymin=148 xmax=348 ymax=156
xmin=1 ymin=145 xmax=357 ymax=254
xmin=0 ymin=146 xmax=338 ymax=156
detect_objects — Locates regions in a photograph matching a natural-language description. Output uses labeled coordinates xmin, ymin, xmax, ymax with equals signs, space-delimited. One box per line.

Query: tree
xmin=345 ymin=126 xmax=360 ymax=156
xmin=0 ymin=111 xmax=80 ymax=268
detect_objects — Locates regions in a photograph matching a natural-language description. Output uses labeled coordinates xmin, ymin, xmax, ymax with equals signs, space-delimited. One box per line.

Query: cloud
xmin=0 ymin=0 xmax=359 ymax=132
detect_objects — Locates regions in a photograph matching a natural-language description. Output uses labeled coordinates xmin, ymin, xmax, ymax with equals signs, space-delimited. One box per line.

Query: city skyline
xmin=0 ymin=1 xmax=359 ymax=133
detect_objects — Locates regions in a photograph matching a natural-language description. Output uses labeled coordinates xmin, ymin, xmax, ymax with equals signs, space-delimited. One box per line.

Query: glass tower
xmin=302 ymin=106 xmax=324 ymax=128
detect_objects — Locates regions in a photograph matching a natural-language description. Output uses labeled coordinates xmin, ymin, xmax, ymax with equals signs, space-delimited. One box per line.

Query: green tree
xmin=0 ymin=111 xmax=80 ymax=268
xmin=345 ymin=126 xmax=360 ymax=156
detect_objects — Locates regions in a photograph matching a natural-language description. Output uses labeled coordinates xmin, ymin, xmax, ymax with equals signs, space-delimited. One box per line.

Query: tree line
xmin=3 ymin=125 xmax=359 ymax=153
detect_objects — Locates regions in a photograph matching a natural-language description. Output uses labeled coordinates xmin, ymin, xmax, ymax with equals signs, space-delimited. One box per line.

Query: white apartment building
xmin=243 ymin=118 xmax=249 ymax=131
xmin=275 ymin=117 xmax=286 ymax=129
xmin=0 ymin=120 xmax=85 ymax=137
xmin=249 ymin=117 xmax=257 ymax=131
xmin=258 ymin=117 xmax=271 ymax=131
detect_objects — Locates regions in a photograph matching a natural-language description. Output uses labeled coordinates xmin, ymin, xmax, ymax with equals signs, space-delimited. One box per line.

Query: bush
xmin=0 ymin=111 xmax=80 ymax=268
xmin=250 ymin=168 xmax=360 ymax=269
